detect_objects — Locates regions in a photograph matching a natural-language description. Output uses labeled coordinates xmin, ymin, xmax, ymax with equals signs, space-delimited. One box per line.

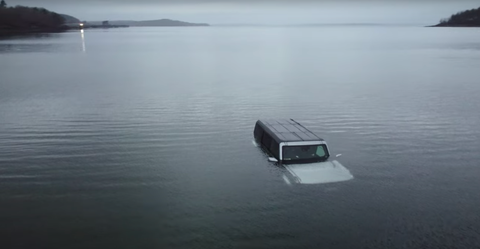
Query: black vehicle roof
xmin=256 ymin=119 xmax=324 ymax=143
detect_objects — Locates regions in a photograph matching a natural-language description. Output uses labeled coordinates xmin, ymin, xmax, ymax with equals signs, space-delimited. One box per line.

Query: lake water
xmin=1 ymin=26 xmax=480 ymax=248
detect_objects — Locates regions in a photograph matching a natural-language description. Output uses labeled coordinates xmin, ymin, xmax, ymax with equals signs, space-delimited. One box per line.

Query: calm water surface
xmin=1 ymin=26 xmax=480 ymax=248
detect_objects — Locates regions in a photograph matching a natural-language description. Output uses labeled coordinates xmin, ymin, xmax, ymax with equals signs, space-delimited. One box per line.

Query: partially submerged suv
xmin=254 ymin=119 xmax=353 ymax=184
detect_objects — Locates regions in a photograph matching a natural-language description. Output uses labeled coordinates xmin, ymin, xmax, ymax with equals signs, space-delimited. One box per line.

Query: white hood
xmin=284 ymin=160 xmax=353 ymax=184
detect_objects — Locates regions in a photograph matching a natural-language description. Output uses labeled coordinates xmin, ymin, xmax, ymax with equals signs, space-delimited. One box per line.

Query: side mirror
xmin=268 ymin=157 xmax=278 ymax=163
xmin=336 ymin=154 xmax=342 ymax=158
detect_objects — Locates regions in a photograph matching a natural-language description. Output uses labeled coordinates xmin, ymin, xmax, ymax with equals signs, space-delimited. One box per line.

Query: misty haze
xmin=1 ymin=0 xmax=480 ymax=248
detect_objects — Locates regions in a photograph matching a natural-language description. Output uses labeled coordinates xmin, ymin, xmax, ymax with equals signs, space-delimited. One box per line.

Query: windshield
xmin=282 ymin=145 xmax=329 ymax=163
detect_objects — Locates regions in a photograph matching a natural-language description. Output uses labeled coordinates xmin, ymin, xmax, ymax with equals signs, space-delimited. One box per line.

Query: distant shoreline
xmin=0 ymin=24 xmax=211 ymax=38
xmin=0 ymin=26 xmax=127 ymax=37
xmin=3 ymin=23 xmax=478 ymax=37
xmin=67 ymin=25 xmax=129 ymax=30
xmin=81 ymin=19 xmax=210 ymax=27
xmin=0 ymin=27 xmax=68 ymax=37
xmin=427 ymin=24 xmax=480 ymax=28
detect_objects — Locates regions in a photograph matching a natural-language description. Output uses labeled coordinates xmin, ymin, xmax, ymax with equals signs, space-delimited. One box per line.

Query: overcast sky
xmin=7 ymin=0 xmax=480 ymax=25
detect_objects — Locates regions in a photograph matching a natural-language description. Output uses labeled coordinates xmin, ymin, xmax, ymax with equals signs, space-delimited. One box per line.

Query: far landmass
xmin=432 ymin=6 xmax=480 ymax=27
xmin=1 ymin=0 xmax=209 ymax=36
xmin=82 ymin=19 xmax=209 ymax=27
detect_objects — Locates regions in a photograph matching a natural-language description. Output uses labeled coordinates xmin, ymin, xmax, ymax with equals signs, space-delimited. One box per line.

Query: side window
xmin=270 ymin=141 xmax=279 ymax=158
xmin=316 ymin=146 xmax=326 ymax=157
xmin=254 ymin=125 xmax=263 ymax=141
xmin=262 ymin=134 xmax=272 ymax=152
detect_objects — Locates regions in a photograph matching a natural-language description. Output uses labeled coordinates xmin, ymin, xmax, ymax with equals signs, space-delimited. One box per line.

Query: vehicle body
xmin=254 ymin=119 xmax=353 ymax=184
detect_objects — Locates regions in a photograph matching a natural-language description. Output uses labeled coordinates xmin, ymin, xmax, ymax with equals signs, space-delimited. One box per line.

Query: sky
xmin=7 ymin=0 xmax=480 ymax=25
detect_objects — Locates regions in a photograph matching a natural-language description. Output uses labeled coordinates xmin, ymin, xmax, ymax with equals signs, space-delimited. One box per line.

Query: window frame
xmin=279 ymin=141 xmax=330 ymax=163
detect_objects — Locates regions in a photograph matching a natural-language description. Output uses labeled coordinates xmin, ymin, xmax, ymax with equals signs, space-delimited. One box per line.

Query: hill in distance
xmin=433 ymin=6 xmax=480 ymax=27
xmin=60 ymin=14 xmax=80 ymax=24
xmin=85 ymin=19 xmax=209 ymax=27
xmin=0 ymin=6 xmax=67 ymax=34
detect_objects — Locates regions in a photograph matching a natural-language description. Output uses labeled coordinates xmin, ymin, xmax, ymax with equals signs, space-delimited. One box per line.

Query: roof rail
xmin=290 ymin=118 xmax=305 ymax=127
xmin=290 ymin=118 xmax=313 ymax=132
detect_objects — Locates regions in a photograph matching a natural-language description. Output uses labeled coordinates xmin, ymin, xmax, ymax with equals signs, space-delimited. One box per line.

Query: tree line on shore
xmin=437 ymin=6 xmax=480 ymax=27
xmin=0 ymin=0 xmax=65 ymax=31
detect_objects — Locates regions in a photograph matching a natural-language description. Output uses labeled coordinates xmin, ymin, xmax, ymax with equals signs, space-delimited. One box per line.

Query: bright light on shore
xmin=79 ymin=23 xmax=84 ymax=27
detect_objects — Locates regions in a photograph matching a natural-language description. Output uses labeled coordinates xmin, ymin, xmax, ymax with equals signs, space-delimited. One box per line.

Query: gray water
xmin=1 ymin=26 xmax=480 ymax=249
